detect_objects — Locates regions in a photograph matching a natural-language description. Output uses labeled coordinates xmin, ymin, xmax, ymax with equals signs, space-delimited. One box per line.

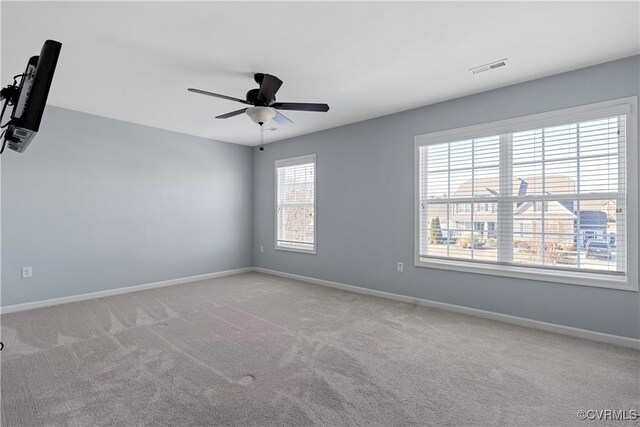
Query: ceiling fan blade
xmin=272 ymin=110 xmax=294 ymax=127
xmin=188 ymin=88 xmax=249 ymax=104
xmin=271 ymin=102 xmax=330 ymax=112
xmin=215 ymin=108 xmax=248 ymax=119
xmin=257 ymin=74 xmax=283 ymax=104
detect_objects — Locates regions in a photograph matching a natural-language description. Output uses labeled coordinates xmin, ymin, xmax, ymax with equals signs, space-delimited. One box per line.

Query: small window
xmin=275 ymin=154 xmax=316 ymax=253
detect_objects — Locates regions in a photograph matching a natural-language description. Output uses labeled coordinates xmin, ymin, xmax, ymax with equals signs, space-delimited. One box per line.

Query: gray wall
xmin=1 ymin=106 xmax=253 ymax=306
xmin=2 ymin=58 xmax=637 ymax=339
xmin=253 ymin=55 xmax=640 ymax=339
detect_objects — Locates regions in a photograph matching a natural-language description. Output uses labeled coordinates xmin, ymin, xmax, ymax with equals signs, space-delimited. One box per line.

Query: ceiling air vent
xmin=470 ymin=58 xmax=509 ymax=75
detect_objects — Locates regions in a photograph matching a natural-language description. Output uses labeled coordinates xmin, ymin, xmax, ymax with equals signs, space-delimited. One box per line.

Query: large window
xmin=276 ymin=154 xmax=316 ymax=253
xmin=415 ymin=98 xmax=638 ymax=290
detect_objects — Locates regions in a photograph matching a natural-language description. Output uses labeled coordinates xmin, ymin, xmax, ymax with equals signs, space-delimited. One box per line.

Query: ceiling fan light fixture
xmin=246 ymin=106 xmax=276 ymax=125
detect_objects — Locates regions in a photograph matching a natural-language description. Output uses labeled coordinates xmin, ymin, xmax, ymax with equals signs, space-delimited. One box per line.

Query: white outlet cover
xmin=397 ymin=262 xmax=404 ymax=272
xmin=22 ymin=267 xmax=32 ymax=278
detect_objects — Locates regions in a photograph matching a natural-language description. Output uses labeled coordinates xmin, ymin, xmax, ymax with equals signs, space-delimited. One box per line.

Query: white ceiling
xmin=2 ymin=1 xmax=638 ymax=146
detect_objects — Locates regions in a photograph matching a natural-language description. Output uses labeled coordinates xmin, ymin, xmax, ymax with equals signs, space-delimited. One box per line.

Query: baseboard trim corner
xmin=252 ymin=267 xmax=640 ymax=350
xmin=1 ymin=267 xmax=252 ymax=314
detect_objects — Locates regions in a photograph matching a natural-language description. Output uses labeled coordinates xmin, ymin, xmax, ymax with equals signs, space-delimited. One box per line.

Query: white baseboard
xmin=2 ymin=265 xmax=637 ymax=349
xmin=0 ymin=267 xmax=252 ymax=314
xmin=252 ymin=267 xmax=640 ymax=350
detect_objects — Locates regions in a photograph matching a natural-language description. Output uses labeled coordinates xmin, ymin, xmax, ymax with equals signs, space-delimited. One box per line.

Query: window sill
xmin=275 ymin=244 xmax=316 ymax=255
xmin=415 ymin=257 xmax=637 ymax=291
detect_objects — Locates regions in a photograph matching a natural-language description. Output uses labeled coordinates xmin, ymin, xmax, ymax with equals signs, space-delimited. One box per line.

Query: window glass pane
xmin=473 ymin=167 xmax=499 ymax=198
xmin=427 ymin=143 xmax=449 ymax=171
xmin=579 ymin=156 xmax=618 ymax=193
xmin=577 ymin=199 xmax=620 ymax=272
xmin=424 ymin=217 xmax=447 ymax=258
xmin=544 ymin=124 xmax=577 ymax=160
xmin=474 ymin=136 xmax=500 ymax=168
xmin=545 ymin=161 xmax=577 ymax=195
xmin=512 ymin=130 xmax=544 ymax=197
xmin=449 ymin=140 xmax=472 ymax=169
xmin=543 ymin=234 xmax=578 ymax=267
xmin=450 ymin=169 xmax=473 ymax=198
xmin=425 ymin=171 xmax=449 ymax=199
xmin=279 ymin=206 xmax=314 ymax=243
xmin=512 ymin=163 xmax=544 ymax=196
xmin=276 ymin=158 xmax=315 ymax=251
xmin=512 ymin=236 xmax=542 ymax=266
xmin=421 ymin=204 xmax=447 ymax=257
xmin=579 ymin=118 xmax=619 ymax=157
xmin=447 ymin=204 xmax=472 ymax=260
xmin=473 ymin=202 xmax=498 ymax=263
xmin=513 ymin=199 xmax=543 ymax=265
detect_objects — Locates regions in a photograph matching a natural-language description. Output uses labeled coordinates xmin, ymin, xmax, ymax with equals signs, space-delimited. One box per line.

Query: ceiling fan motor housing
xmin=246 ymin=88 xmax=274 ymax=106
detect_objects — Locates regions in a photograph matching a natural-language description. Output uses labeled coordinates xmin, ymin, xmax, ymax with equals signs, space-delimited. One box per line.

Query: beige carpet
xmin=1 ymin=272 xmax=638 ymax=426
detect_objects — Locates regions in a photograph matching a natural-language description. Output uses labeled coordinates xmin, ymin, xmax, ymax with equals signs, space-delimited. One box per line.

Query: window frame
xmin=275 ymin=153 xmax=317 ymax=254
xmin=414 ymin=97 xmax=638 ymax=291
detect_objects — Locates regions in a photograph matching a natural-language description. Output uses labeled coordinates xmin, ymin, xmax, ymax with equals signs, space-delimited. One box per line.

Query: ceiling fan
xmin=187 ymin=73 xmax=330 ymax=128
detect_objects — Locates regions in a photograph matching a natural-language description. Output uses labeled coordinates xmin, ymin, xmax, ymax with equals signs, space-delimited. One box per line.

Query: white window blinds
xmin=417 ymin=99 xmax=635 ymax=286
xmin=276 ymin=154 xmax=316 ymax=253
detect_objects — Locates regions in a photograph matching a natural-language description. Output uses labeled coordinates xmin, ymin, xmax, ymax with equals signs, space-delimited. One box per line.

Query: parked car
xmin=586 ymin=240 xmax=612 ymax=259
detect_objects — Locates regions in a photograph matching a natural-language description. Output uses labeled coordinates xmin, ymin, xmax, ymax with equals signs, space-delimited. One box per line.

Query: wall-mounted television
xmin=1 ymin=40 xmax=62 ymax=153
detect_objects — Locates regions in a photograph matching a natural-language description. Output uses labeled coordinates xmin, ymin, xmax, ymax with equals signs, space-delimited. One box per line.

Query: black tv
xmin=2 ymin=40 xmax=61 ymax=153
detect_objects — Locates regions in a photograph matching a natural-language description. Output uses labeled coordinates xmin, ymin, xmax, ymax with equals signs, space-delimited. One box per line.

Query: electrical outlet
xmin=259 ymin=246 xmax=264 ymax=253
xmin=22 ymin=267 xmax=32 ymax=278
xmin=397 ymin=262 xmax=404 ymax=272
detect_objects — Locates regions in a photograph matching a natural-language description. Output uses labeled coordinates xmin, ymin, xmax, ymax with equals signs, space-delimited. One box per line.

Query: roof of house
xmin=452 ymin=175 xmax=576 ymax=198
xmin=425 ymin=175 xmax=611 ymax=222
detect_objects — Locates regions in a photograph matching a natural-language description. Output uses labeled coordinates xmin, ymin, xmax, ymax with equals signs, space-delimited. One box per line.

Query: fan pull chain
xmin=260 ymin=124 xmax=264 ymax=147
